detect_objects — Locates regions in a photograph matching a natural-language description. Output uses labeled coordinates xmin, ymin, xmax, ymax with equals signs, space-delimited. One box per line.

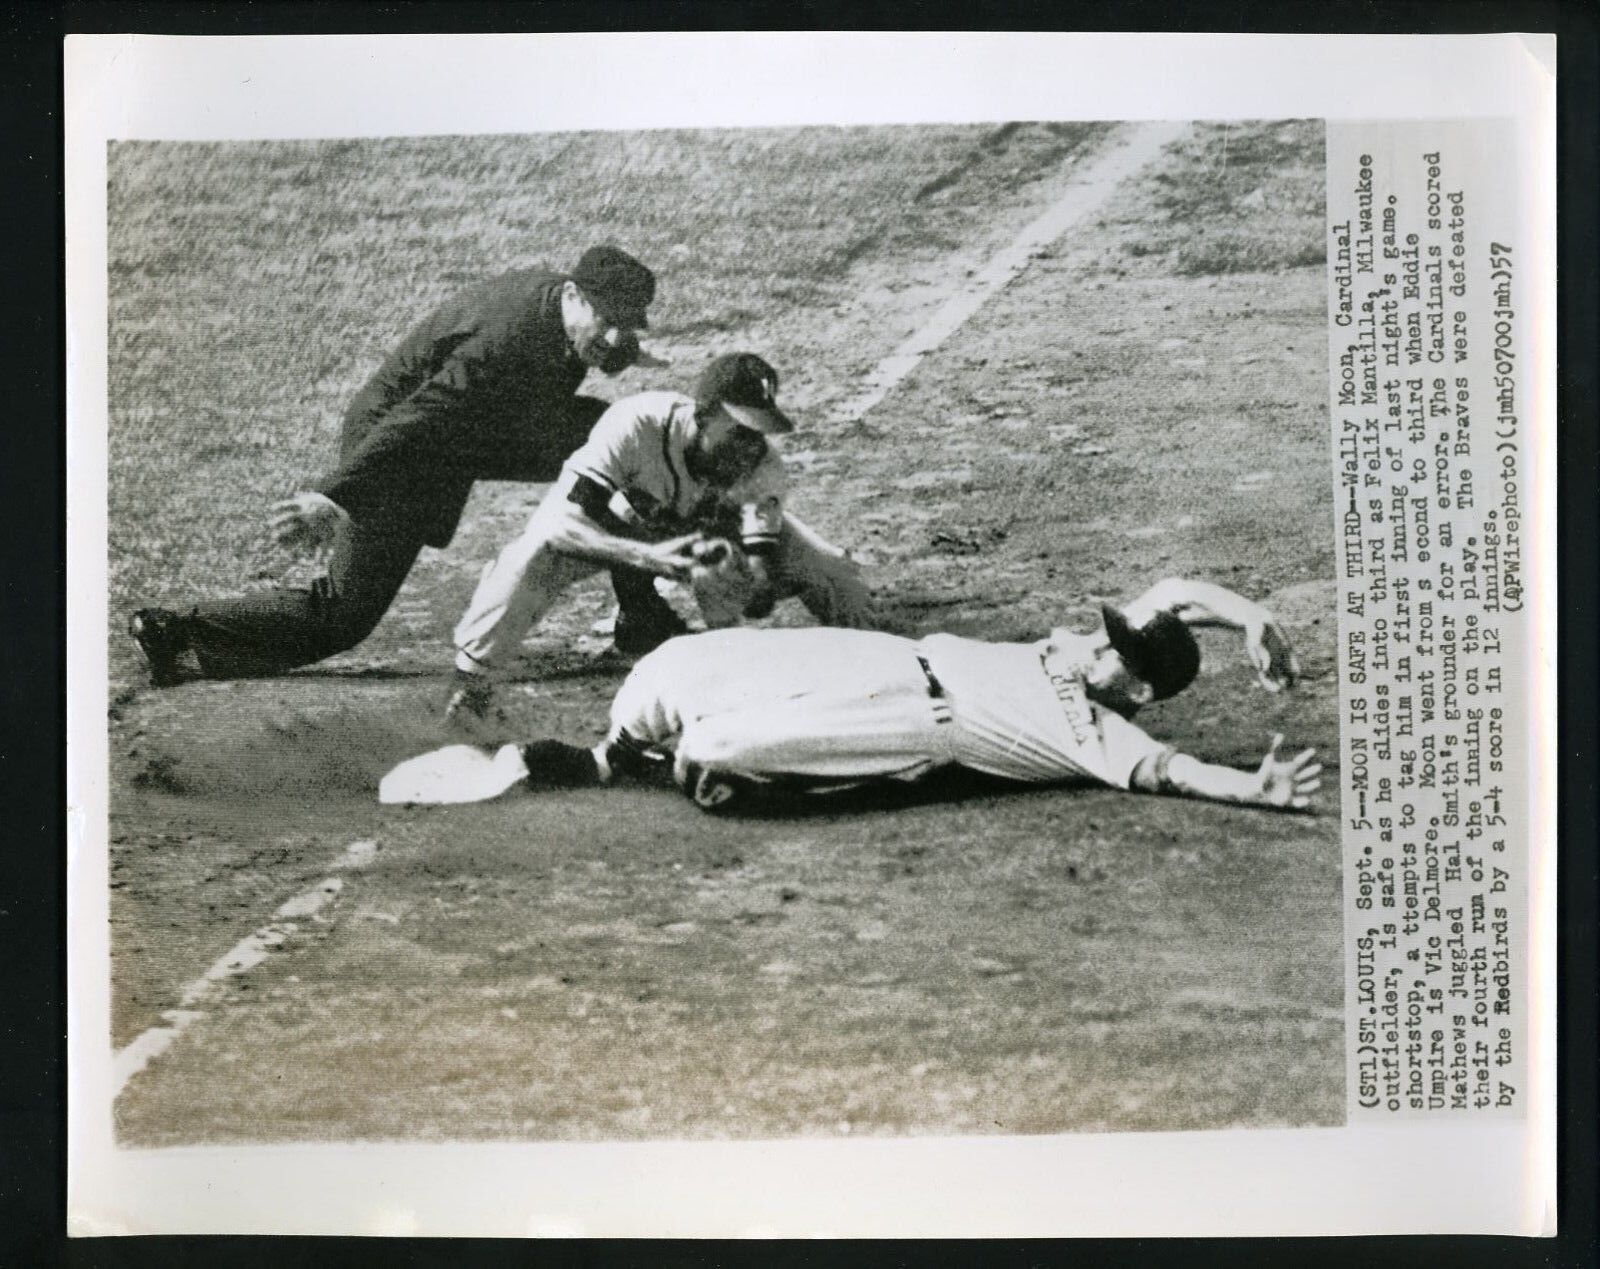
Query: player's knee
xmin=505 ymin=535 xmax=567 ymax=583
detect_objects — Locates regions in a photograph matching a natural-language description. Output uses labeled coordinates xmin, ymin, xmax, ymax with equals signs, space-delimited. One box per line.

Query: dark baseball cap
xmin=570 ymin=245 xmax=655 ymax=329
xmin=1100 ymin=603 xmax=1200 ymax=701
xmin=695 ymin=352 xmax=795 ymax=436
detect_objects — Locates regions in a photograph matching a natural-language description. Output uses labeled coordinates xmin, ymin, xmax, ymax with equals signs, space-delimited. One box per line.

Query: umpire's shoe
xmin=444 ymin=671 xmax=510 ymax=741
xmin=127 ymin=608 xmax=197 ymax=688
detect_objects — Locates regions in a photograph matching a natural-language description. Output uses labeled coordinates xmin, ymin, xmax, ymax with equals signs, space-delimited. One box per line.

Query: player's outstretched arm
xmin=1130 ymin=733 xmax=1322 ymax=812
xmin=1123 ymin=577 xmax=1300 ymax=692
xmin=543 ymin=497 xmax=700 ymax=580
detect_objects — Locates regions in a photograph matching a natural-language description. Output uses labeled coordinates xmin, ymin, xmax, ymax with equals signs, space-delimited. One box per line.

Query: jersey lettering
xmin=1042 ymin=655 xmax=1098 ymax=747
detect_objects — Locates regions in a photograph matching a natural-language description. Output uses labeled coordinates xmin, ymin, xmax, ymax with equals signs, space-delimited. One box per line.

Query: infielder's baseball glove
xmin=688 ymin=537 xmax=772 ymax=628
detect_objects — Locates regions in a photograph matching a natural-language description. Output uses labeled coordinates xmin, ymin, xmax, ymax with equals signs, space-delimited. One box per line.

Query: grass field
xmin=105 ymin=119 xmax=1340 ymax=1143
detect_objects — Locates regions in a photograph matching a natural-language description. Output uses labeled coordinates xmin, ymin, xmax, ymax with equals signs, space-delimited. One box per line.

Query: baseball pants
xmin=453 ymin=508 xmax=872 ymax=674
xmin=607 ymin=627 xmax=955 ymax=786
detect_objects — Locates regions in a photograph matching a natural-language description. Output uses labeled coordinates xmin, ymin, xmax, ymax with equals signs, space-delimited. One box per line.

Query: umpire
xmin=129 ymin=244 xmax=683 ymax=686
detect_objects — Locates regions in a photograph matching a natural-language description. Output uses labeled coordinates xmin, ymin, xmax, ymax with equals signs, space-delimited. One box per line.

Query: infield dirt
xmin=105 ymin=119 xmax=1339 ymax=1142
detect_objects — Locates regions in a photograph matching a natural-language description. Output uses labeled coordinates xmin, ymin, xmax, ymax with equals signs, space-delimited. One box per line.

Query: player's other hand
xmin=1251 ymin=733 xmax=1322 ymax=811
xmin=1246 ymin=618 xmax=1300 ymax=692
xmin=269 ymin=492 xmax=350 ymax=549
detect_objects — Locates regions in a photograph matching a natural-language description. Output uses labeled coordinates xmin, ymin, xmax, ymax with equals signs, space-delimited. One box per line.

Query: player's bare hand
xmin=1252 ymin=733 xmax=1322 ymax=811
xmin=269 ymin=492 xmax=350 ymax=549
xmin=643 ymin=533 xmax=703 ymax=581
xmin=1246 ymin=618 xmax=1300 ymax=692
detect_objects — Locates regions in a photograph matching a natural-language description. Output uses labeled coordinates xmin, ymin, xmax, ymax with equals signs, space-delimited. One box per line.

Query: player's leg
xmin=602 ymin=627 xmax=829 ymax=788
xmin=144 ymin=514 xmax=424 ymax=681
xmin=601 ymin=627 xmax=942 ymax=809
xmin=607 ymin=566 xmax=688 ymax=653
xmin=436 ymin=642 xmax=700 ymax=796
xmin=447 ymin=639 xmax=721 ymax=796
xmin=600 ymin=632 xmax=715 ymax=764
xmin=447 ymin=499 xmax=601 ymax=732
xmin=605 ymin=626 xmax=915 ymax=750
xmin=674 ymin=679 xmax=944 ymax=787
xmin=768 ymin=514 xmax=875 ymax=628
xmin=452 ymin=497 xmax=600 ymax=675
xmin=671 ymin=685 xmax=946 ymax=813
xmin=393 ymin=630 xmax=947 ymax=808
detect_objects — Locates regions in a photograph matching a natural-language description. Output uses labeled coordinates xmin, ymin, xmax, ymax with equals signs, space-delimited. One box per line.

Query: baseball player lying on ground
xmin=385 ymin=576 xmax=1321 ymax=815
xmin=447 ymin=351 xmax=871 ymax=731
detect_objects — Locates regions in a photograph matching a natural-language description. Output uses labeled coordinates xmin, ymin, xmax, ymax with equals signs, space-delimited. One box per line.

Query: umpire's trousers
xmin=173 ymin=393 xmax=671 ymax=679
xmin=181 ymin=513 xmax=427 ymax=678
xmin=181 ymin=515 xmax=672 ymax=679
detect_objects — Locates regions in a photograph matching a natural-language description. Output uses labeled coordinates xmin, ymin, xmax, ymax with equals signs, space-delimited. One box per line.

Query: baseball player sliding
xmin=385 ymin=576 xmax=1321 ymax=815
xmin=447 ymin=351 xmax=871 ymax=729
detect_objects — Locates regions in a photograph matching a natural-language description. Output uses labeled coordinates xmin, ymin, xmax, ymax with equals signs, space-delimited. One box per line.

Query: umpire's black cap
xmin=571 ymin=245 xmax=655 ymax=329
xmin=1101 ymin=604 xmax=1200 ymax=701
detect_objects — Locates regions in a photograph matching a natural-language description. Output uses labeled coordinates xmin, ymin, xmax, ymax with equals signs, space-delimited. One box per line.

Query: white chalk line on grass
xmin=829 ymin=120 xmax=1191 ymax=425
xmin=112 ymin=838 xmax=379 ymax=1097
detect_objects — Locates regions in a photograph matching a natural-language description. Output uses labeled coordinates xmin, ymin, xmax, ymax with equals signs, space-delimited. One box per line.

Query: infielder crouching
xmin=387 ymin=577 xmax=1321 ymax=815
xmin=446 ymin=352 xmax=871 ymax=728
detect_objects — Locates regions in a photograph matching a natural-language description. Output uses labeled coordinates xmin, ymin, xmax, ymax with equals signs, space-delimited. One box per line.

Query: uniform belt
xmin=916 ymin=655 xmax=945 ymax=698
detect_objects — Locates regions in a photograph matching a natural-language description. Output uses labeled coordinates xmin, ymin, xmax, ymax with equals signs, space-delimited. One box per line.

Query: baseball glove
xmin=688 ymin=537 xmax=771 ymax=629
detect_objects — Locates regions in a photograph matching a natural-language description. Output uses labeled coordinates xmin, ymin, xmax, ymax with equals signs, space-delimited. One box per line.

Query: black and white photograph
xmin=104 ymin=111 xmax=1339 ymax=1143
xmin=67 ymin=32 xmax=1557 ymax=1238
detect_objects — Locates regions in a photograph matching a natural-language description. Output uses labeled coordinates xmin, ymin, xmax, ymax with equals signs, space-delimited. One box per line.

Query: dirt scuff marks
xmin=115 ymin=683 xmax=450 ymax=804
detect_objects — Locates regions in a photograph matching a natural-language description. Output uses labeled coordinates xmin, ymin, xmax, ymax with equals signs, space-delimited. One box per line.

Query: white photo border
xmin=66 ymin=31 xmax=1558 ymax=1238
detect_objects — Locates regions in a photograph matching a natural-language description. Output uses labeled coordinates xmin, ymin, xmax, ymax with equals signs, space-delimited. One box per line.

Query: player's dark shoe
xmin=611 ymin=606 xmax=689 ymax=657
xmin=444 ymin=672 xmax=508 ymax=740
xmin=127 ymin=608 xmax=195 ymax=687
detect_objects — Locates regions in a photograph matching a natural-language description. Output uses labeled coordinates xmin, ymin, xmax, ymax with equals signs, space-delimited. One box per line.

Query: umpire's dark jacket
xmin=316 ymin=268 xmax=594 ymax=548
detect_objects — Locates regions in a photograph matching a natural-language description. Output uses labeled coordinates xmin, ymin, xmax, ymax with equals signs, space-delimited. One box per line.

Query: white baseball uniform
xmin=454 ymin=391 xmax=866 ymax=672
xmin=606 ymin=625 xmax=1172 ymax=791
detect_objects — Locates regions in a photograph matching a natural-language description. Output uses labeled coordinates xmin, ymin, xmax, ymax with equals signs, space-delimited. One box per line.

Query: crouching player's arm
xmin=1129 ymin=734 xmax=1322 ymax=811
xmin=549 ymin=475 xmax=701 ymax=580
xmin=1123 ymin=577 xmax=1300 ymax=692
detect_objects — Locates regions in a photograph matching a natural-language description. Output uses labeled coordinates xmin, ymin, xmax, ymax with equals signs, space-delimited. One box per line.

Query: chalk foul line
xmin=829 ymin=121 xmax=1191 ymax=426
xmin=111 ymin=838 xmax=379 ymax=1097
